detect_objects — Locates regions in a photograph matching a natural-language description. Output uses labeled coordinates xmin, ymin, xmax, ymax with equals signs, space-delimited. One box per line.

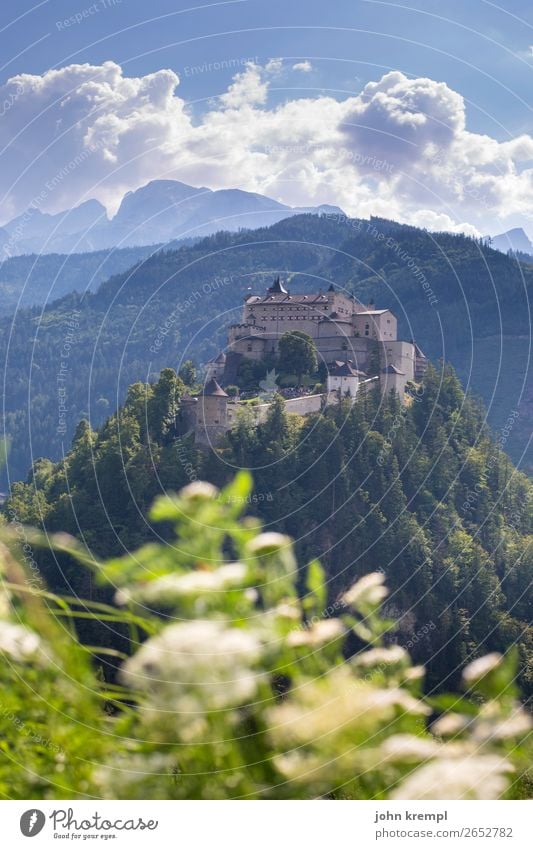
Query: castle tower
xmin=380 ymin=364 xmax=407 ymax=397
xmin=267 ymin=276 xmax=288 ymax=294
xmin=327 ymin=361 xmax=366 ymax=399
xmin=195 ymin=378 xmax=232 ymax=446
xmin=205 ymin=351 xmax=227 ymax=383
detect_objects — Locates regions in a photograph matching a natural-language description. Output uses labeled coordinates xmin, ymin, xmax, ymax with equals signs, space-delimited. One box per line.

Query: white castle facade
xmin=184 ymin=278 xmax=427 ymax=445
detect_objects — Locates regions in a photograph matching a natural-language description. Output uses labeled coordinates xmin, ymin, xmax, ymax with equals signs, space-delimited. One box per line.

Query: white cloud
xmin=292 ymin=61 xmax=313 ymax=72
xmin=265 ymin=58 xmax=283 ymax=74
xmin=0 ymin=62 xmax=532 ymax=236
xmin=218 ymin=63 xmax=268 ymax=108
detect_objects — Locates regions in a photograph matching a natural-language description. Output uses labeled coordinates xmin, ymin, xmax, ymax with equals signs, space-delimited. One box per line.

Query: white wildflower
xmin=353 ymin=645 xmax=408 ymax=668
xmin=247 ymin=533 xmax=291 ymax=555
xmin=342 ymin=572 xmax=388 ymax=609
xmin=121 ymin=620 xmax=262 ymax=713
xmin=432 ymin=713 xmax=470 ymax=737
xmin=463 ymin=653 xmax=502 ymax=685
xmin=269 ymin=667 xmax=429 ymax=747
xmin=275 ymin=602 xmax=300 ymax=621
xmin=0 ymin=621 xmax=41 ymax=661
xmin=403 ymin=665 xmax=425 ymax=681
xmin=180 ymin=481 xmax=218 ymax=500
xmin=287 ymin=618 xmax=344 ymax=647
xmin=391 ymin=755 xmax=513 ymax=800
xmin=380 ymin=734 xmax=442 ymax=761
xmin=473 ymin=708 xmax=532 ymax=743
xmin=123 ymin=563 xmax=248 ymax=606
xmin=95 ymin=753 xmax=173 ymax=799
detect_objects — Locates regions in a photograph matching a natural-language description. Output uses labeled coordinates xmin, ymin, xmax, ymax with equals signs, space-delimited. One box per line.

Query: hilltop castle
xmin=184 ymin=278 xmax=427 ymax=445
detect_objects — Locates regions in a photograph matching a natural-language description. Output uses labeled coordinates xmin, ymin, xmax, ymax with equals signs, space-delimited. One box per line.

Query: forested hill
xmin=1 ymin=213 xmax=531 ymax=486
xmin=0 ymin=244 xmax=157 ymax=316
xmin=7 ymin=365 xmax=533 ymax=699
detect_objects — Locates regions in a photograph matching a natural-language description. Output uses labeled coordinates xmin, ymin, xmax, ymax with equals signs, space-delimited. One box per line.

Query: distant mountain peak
xmin=490 ymin=227 xmax=533 ymax=256
xmin=2 ymin=179 xmax=346 ymax=256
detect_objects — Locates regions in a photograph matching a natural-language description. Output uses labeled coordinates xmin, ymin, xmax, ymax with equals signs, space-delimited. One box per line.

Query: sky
xmin=1 ymin=0 xmax=533 ymax=237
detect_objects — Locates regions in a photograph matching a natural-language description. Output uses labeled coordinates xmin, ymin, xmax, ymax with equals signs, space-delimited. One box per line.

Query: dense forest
xmin=0 ymin=243 xmax=158 ymax=315
xmin=1 ymin=213 xmax=531 ymax=487
xmin=7 ymin=362 xmax=533 ymax=700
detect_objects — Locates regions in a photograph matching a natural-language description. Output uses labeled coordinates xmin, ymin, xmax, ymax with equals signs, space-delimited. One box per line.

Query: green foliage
xmin=0 ymin=479 xmax=530 ymax=799
xmin=278 ymin=329 xmax=318 ymax=382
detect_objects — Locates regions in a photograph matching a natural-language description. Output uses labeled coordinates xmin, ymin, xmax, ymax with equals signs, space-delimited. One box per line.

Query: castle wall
xmin=284 ymin=394 xmax=324 ymax=416
xmin=249 ymin=393 xmax=324 ymax=425
xmin=381 ymin=370 xmax=408 ymax=398
xmin=315 ymin=335 xmax=371 ymax=370
xmin=327 ymin=374 xmax=360 ymax=397
xmin=230 ymin=336 xmax=269 ymax=361
xmin=381 ymin=341 xmax=415 ymax=382
xmin=353 ymin=310 xmax=397 ymax=342
xmin=327 ymin=290 xmax=360 ymax=317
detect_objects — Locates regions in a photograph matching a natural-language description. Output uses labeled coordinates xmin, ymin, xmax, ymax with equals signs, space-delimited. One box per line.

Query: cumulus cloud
xmin=218 ymin=63 xmax=268 ymax=108
xmin=292 ymin=61 xmax=313 ymax=72
xmin=0 ymin=61 xmax=532 ymax=236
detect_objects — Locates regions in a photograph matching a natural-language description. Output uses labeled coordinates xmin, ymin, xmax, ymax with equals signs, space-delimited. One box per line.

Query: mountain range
xmin=0 ymin=180 xmax=342 ymax=256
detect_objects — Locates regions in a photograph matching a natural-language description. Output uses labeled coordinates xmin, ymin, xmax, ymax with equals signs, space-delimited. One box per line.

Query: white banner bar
xmin=2 ymin=799 xmax=532 ymax=848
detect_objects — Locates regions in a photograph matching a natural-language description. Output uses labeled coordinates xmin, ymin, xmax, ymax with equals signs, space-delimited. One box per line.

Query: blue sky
xmin=1 ymin=0 xmax=533 ymax=235
xmin=3 ymin=0 xmax=533 ymax=137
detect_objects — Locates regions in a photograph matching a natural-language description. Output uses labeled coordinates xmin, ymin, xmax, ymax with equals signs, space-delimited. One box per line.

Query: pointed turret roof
xmin=330 ymin=363 xmax=366 ymax=377
xmin=267 ymin=276 xmax=288 ymax=294
xmin=201 ymin=378 xmax=228 ymax=397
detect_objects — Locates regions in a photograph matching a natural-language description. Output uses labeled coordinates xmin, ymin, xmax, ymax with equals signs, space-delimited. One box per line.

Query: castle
xmin=183 ymin=278 xmax=427 ymax=445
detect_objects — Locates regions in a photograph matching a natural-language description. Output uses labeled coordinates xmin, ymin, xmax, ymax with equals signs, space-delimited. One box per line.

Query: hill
xmin=0 ymin=213 xmax=531 ymax=486
xmin=7 ymin=365 xmax=532 ymax=699
xmin=0 ymin=243 xmax=162 ymax=316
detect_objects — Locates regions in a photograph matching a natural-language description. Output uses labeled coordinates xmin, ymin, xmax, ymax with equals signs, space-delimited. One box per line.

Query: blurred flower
xmin=121 ymin=620 xmax=262 ymax=715
xmin=391 ymin=755 xmax=513 ymax=799
xmin=180 ymin=481 xmax=219 ymax=500
xmin=275 ymin=602 xmax=301 ymax=621
xmin=353 ymin=645 xmax=408 ymax=668
xmin=380 ymin=733 xmax=442 ymax=761
xmin=463 ymin=653 xmax=502 ymax=685
xmin=270 ymin=666 xmax=429 ymax=749
xmin=342 ymin=572 xmax=388 ymax=609
xmin=247 ymin=532 xmax=291 ymax=555
xmin=118 ymin=562 xmax=248 ymax=606
xmin=473 ymin=706 xmax=531 ymax=743
xmin=287 ymin=618 xmax=344 ymax=647
xmin=432 ymin=713 xmax=471 ymax=737
xmin=0 ymin=621 xmax=41 ymax=661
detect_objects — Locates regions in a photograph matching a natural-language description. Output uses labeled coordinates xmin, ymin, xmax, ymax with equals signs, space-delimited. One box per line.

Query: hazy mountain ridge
xmin=1 ymin=179 xmax=343 ymax=256
xmin=490 ymin=227 xmax=533 ymax=258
